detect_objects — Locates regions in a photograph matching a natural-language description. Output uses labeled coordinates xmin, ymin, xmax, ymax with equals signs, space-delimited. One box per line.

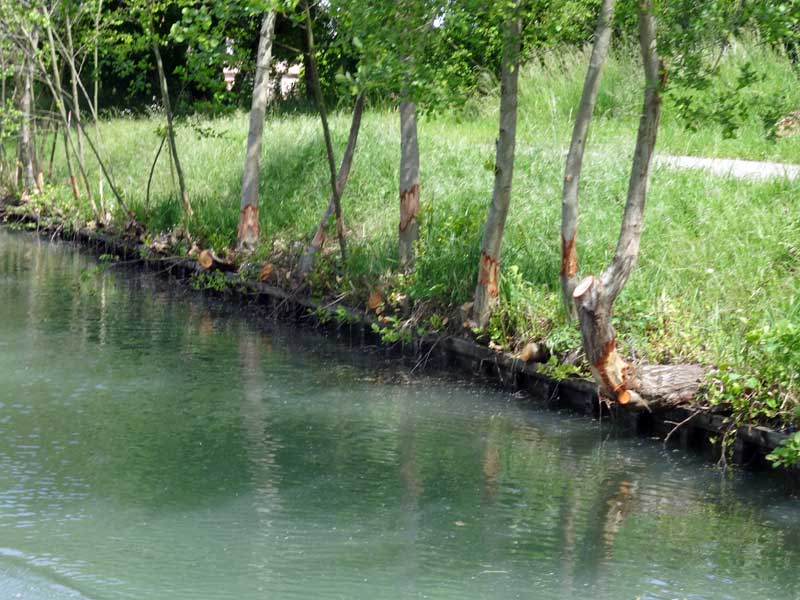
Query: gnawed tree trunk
xmin=299 ymin=92 xmax=366 ymax=277
xmin=399 ymin=100 xmax=420 ymax=269
xmin=573 ymin=0 xmax=663 ymax=407
xmin=303 ymin=0 xmax=347 ymax=262
xmin=237 ymin=10 xmax=276 ymax=253
xmin=471 ymin=4 xmax=521 ymax=329
xmin=151 ymin=35 xmax=193 ymax=225
xmin=560 ymin=0 xmax=616 ymax=320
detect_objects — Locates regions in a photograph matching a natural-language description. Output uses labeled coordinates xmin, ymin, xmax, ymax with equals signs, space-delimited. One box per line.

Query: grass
xmin=6 ymin=39 xmax=800 ymax=431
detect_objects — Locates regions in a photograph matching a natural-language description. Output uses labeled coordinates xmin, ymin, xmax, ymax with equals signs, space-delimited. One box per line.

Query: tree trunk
xmin=42 ymin=19 xmax=82 ymax=205
xmin=58 ymin=39 xmax=133 ymax=221
xmin=471 ymin=4 xmax=521 ymax=329
xmin=94 ymin=0 xmax=106 ymax=219
xmin=399 ymin=100 xmax=420 ymax=270
xmin=237 ymin=10 xmax=277 ymax=253
xmin=561 ymin=0 xmax=616 ymax=319
xmin=299 ymin=92 xmax=366 ymax=277
xmin=16 ymin=35 xmax=36 ymax=193
xmin=0 ymin=51 xmax=7 ymax=181
xmin=64 ymin=13 xmax=84 ymax=165
xmin=573 ymin=0 xmax=663 ymax=406
xmin=151 ymin=37 xmax=193 ymax=225
xmin=303 ymin=0 xmax=346 ymax=262
xmin=94 ymin=0 xmax=102 ymax=122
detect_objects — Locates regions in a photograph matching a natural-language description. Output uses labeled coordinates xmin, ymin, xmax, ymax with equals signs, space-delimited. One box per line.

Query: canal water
xmin=0 ymin=229 xmax=798 ymax=600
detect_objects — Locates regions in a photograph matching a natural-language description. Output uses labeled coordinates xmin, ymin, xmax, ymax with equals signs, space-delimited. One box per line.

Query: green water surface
xmin=0 ymin=229 xmax=798 ymax=600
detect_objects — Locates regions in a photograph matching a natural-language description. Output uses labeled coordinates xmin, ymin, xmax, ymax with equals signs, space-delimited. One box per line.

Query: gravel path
xmin=655 ymin=155 xmax=800 ymax=181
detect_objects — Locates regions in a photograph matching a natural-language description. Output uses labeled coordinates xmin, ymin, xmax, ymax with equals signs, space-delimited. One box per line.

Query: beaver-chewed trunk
xmin=237 ymin=11 xmax=277 ymax=253
xmin=573 ymin=0 xmax=664 ymax=407
xmin=471 ymin=3 xmax=521 ymax=329
xmin=560 ymin=0 xmax=616 ymax=319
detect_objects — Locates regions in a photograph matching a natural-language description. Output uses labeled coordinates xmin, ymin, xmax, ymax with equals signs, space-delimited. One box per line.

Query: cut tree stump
xmin=198 ymin=249 xmax=235 ymax=271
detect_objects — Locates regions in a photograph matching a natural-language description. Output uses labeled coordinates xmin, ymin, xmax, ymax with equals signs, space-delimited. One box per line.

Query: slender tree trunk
xmin=74 ymin=116 xmax=134 ymax=218
xmin=561 ymin=0 xmax=616 ymax=319
xmin=151 ymin=36 xmax=193 ymax=224
xmin=66 ymin=111 xmax=100 ymax=217
xmin=93 ymin=0 xmax=102 ymax=121
xmin=303 ymin=0 xmax=346 ymax=261
xmin=35 ymin=100 xmax=54 ymax=182
xmin=573 ymin=0 xmax=663 ymax=406
xmin=64 ymin=13 xmax=84 ymax=165
xmin=42 ymin=18 xmax=82 ymax=205
xmin=471 ymin=4 xmax=521 ymax=329
xmin=94 ymin=0 xmax=106 ymax=219
xmin=237 ymin=10 xmax=276 ymax=253
xmin=28 ymin=72 xmax=42 ymax=193
xmin=299 ymin=92 xmax=366 ymax=277
xmin=48 ymin=121 xmax=59 ymax=179
xmin=16 ymin=35 xmax=36 ymax=193
xmin=0 ymin=53 xmax=7 ymax=182
xmin=63 ymin=46 xmax=133 ymax=219
xmin=399 ymin=100 xmax=420 ymax=270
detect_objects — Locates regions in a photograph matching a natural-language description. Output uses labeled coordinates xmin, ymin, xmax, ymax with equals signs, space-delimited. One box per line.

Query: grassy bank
xmin=7 ymin=40 xmax=800 ymax=435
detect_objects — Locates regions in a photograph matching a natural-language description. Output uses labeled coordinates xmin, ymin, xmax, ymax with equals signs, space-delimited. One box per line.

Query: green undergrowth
xmin=6 ymin=40 xmax=800 ymax=458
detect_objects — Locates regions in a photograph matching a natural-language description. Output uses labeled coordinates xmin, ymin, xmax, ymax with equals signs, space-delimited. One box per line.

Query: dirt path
xmin=655 ymin=155 xmax=800 ymax=181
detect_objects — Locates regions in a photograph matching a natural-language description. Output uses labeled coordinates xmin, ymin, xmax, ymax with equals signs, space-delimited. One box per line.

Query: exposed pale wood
xmin=237 ymin=11 xmax=277 ymax=253
xmin=472 ymin=2 xmax=521 ymax=329
xmin=198 ymin=248 xmax=235 ymax=271
xmin=560 ymin=0 xmax=616 ymax=319
xmin=574 ymin=1 xmax=662 ymax=407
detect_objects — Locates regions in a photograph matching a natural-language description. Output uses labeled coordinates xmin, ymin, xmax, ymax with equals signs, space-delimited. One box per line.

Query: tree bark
xmin=560 ymin=0 xmax=616 ymax=319
xmin=151 ymin=35 xmax=193 ymax=225
xmin=64 ymin=12 xmax=84 ymax=165
xmin=471 ymin=3 xmax=521 ymax=329
xmin=94 ymin=0 xmax=102 ymax=120
xmin=41 ymin=18 xmax=83 ymax=205
xmin=303 ymin=0 xmax=346 ymax=262
xmin=399 ymin=100 xmax=420 ymax=270
xmin=237 ymin=10 xmax=276 ymax=253
xmin=16 ymin=32 xmax=37 ymax=193
xmin=573 ymin=0 xmax=663 ymax=407
xmin=0 ymin=50 xmax=7 ymax=180
xmin=299 ymin=92 xmax=366 ymax=277
xmin=94 ymin=0 xmax=106 ymax=219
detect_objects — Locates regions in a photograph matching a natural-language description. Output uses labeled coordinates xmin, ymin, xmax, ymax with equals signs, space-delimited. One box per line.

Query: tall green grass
xmin=26 ymin=40 xmax=800 ymax=424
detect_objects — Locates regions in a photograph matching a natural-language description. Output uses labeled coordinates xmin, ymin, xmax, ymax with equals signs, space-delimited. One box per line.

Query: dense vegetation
xmin=1 ymin=0 xmax=799 ymax=465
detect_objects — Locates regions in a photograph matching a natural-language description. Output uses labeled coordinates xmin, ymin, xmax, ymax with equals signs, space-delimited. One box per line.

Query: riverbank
xmin=0 ymin=202 xmax=792 ymax=469
xmin=2 ymin=41 xmax=799 ymax=466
